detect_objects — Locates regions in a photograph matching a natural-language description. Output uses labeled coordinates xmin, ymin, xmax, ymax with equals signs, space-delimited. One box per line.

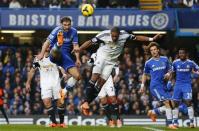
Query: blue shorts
xmin=150 ymin=84 xmax=171 ymax=101
xmin=172 ymin=83 xmax=192 ymax=101
xmin=49 ymin=52 xmax=75 ymax=71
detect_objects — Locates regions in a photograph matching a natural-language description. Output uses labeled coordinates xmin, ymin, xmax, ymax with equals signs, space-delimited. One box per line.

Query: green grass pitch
xmin=0 ymin=125 xmax=199 ymax=131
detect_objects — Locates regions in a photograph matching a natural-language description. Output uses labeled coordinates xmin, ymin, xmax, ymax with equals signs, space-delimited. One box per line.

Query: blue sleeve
xmin=47 ymin=27 xmax=59 ymax=46
xmin=172 ymin=62 xmax=176 ymax=72
xmin=166 ymin=58 xmax=172 ymax=72
xmin=192 ymin=61 xmax=199 ymax=71
xmin=72 ymin=30 xmax=78 ymax=44
xmin=144 ymin=62 xmax=150 ymax=74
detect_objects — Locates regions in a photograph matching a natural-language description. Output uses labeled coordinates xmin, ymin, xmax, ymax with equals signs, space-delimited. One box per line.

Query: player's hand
xmin=76 ymin=59 xmax=82 ymax=68
xmin=153 ymin=34 xmax=162 ymax=41
xmin=164 ymin=72 xmax=171 ymax=81
xmin=36 ymin=53 xmax=44 ymax=60
xmin=72 ymin=47 xmax=81 ymax=54
xmin=25 ymin=82 xmax=31 ymax=92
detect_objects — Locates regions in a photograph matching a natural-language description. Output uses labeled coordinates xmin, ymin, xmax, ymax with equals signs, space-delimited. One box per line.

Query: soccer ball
xmin=81 ymin=4 xmax=94 ymax=17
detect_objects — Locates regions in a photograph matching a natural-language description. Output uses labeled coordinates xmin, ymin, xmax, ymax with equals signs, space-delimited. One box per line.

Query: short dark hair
xmin=111 ymin=27 xmax=120 ymax=34
xmin=147 ymin=42 xmax=160 ymax=51
xmin=60 ymin=16 xmax=71 ymax=23
xmin=178 ymin=47 xmax=187 ymax=53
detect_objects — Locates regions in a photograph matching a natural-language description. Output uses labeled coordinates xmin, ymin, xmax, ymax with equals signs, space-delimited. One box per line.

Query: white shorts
xmin=40 ymin=80 xmax=61 ymax=100
xmin=92 ymin=55 xmax=115 ymax=80
xmin=98 ymin=75 xmax=116 ymax=98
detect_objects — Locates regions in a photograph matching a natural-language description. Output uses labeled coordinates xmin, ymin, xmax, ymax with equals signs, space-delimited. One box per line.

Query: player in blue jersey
xmin=171 ymin=48 xmax=199 ymax=128
xmin=139 ymin=42 xmax=177 ymax=129
xmin=36 ymin=17 xmax=81 ymax=102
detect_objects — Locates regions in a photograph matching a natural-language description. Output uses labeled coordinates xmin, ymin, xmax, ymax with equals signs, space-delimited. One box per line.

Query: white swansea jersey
xmin=33 ymin=57 xmax=60 ymax=86
xmin=91 ymin=30 xmax=135 ymax=61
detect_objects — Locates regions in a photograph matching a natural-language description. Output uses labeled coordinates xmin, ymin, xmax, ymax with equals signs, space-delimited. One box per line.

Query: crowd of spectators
xmin=1 ymin=0 xmax=199 ymax=9
xmin=0 ymin=0 xmax=139 ymax=9
xmin=164 ymin=0 xmax=199 ymax=9
xmin=1 ymin=44 xmax=199 ymax=117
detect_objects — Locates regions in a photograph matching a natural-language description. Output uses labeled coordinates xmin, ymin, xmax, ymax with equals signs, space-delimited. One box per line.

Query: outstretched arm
xmin=36 ymin=40 xmax=50 ymax=60
xmin=135 ymin=34 xmax=162 ymax=42
xmin=72 ymin=40 xmax=93 ymax=53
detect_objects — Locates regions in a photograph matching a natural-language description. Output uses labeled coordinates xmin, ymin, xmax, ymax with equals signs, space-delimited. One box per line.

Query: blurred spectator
xmin=3 ymin=59 xmax=15 ymax=76
xmin=26 ymin=0 xmax=41 ymax=8
xmin=9 ymin=0 xmax=22 ymax=8
xmin=0 ymin=0 xmax=9 ymax=7
xmin=49 ymin=0 xmax=61 ymax=9
xmin=61 ymin=0 xmax=77 ymax=8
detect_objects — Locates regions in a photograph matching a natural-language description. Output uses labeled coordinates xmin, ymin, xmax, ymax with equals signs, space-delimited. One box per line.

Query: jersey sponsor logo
xmin=177 ymin=68 xmax=190 ymax=72
xmin=152 ymin=66 xmax=166 ymax=71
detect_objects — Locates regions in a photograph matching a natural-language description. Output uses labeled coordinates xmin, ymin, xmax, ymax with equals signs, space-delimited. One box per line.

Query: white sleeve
xmin=114 ymin=66 xmax=120 ymax=76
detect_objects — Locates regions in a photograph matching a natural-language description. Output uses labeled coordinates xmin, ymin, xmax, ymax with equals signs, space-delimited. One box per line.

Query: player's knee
xmin=74 ymin=74 xmax=81 ymax=81
xmin=43 ymin=101 xmax=52 ymax=108
xmin=43 ymin=98 xmax=52 ymax=108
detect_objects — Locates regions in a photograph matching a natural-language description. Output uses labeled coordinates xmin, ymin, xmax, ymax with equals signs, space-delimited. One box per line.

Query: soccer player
xmin=0 ymin=86 xmax=9 ymax=124
xmin=139 ymin=42 xmax=177 ymax=129
xmin=26 ymin=50 xmax=66 ymax=128
xmin=87 ymin=53 xmax=122 ymax=128
xmin=74 ymin=27 xmax=161 ymax=115
xmin=36 ymin=16 xmax=81 ymax=101
xmin=171 ymin=48 xmax=199 ymax=128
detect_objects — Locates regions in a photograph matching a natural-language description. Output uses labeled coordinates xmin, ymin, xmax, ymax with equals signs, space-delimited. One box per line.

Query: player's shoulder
xmin=187 ymin=59 xmax=196 ymax=65
xmin=119 ymin=30 xmax=130 ymax=38
xmin=51 ymin=26 xmax=62 ymax=34
xmin=96 ymin=30 xmax=110 ymax=38
xmin=145 ymin=58 xmax=153 ymax=65
xmin=70 ymin=27 xmax=77 ymax=33
xmin=120 ymin=30 xmax=128 ymax=35
xmin=160 ymin=56 xmax=168 ymax=60
xmin=173 ymin=59 xmax=180 ymax=64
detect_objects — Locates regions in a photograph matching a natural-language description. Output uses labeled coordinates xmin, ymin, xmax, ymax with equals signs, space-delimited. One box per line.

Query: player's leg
xmin=41 ymin=87 xmax=57 ymax=126
xmin=80 ymin=58 xmax=105 ymax=115
xmin=0 ymin=106 xmax=9 ymax=124
xmin=150 ymin=87 xmax=177 ymax=129
xmin=105 ymin=76 xmax=122 ymax=127
xmin=171 ymin=85 xmax=182 ymax=128
xmin=53 ymin=82 xmax=67 ymax=128
xmin=182 ymin=84 xmax=194 ymax=128
xmin=98 ymin=88 xmax=114 ymax=127
xmin=56 ymin=99 xmax=67 ymax=128
xmin=81 ymin=73 xmax=101 ymax=115
xmin=59 ymin=55 xmax=80 ymax=103
xmin=43 ymin=98 xmax=57 ymax=126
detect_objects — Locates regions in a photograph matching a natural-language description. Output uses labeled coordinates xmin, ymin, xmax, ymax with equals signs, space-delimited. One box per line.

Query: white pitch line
xmin=143 ymin=126 xmax=165 ymax=131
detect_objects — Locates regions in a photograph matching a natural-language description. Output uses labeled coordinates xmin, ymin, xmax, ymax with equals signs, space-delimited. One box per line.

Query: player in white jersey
xmin=88 ymin=53 xmax=121 ymax=127
xmin=74 ymin=27 xmax=162 ymax=115
xmin=26 ymin=50 xmax=66 ymax=128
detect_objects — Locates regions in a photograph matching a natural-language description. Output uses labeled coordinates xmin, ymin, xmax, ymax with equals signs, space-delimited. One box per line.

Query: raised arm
xmin=135 ymin=34 xmax=162 ymax=42
xmin=36 ymin=40 xmax=50 ymax=60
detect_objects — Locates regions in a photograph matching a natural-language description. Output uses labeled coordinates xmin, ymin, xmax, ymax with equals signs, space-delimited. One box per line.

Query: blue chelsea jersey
xmin=172 ymin=59 xmax=199 ymax=84
xmin=47 ymin=26 xmax=78 ymax=54
xmin=144 ymin=56 xmax=171 ymax=86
